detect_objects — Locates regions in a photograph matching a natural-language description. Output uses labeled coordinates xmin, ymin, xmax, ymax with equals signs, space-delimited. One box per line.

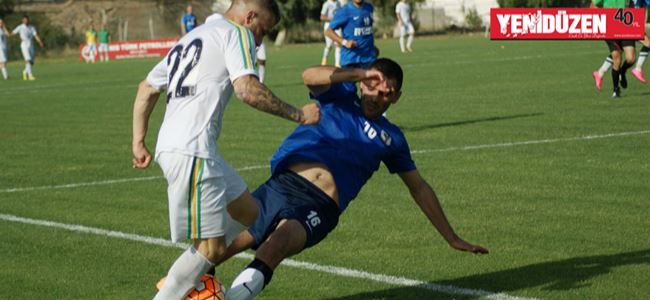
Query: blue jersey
xmin=328 ymin=2 xmax=376 ymax=67
xmin=634 ymin=0 xmax=650 ymax=7
xmin=270 ymin=82 xmax=416 ymax=212
xmin=182 ymin=13 xmax=197 ymax=33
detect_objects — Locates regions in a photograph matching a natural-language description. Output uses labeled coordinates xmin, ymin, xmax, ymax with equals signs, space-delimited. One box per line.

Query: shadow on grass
xmin=399 ymin=113 xmax=544 ymax=132
xmin=325 ymin=249 xmax=650 ymax=300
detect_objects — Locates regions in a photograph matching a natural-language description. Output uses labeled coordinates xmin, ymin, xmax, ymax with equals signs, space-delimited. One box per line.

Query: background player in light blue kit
xmin=325 ymin=0 xmax=377 ymax=69
xmin=221 ymin=58 xmax=489 ymax=300
xmin=181 ymin=4 xmax=199 ymax=35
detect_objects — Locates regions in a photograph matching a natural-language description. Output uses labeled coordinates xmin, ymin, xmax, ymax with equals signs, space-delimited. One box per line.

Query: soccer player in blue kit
xmin=325 ymin=0 xmax=377 ymax=69
xmin=220 ymin=58 xmax=489 ymax=300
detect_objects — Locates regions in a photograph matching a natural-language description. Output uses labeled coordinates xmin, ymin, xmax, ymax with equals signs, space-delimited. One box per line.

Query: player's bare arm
xmin=131 ymin=80 xmax=161 ymax=169
xmin=398 ymin=170 xmax=489 ymax=254
xmin=34 ymin=34 xmax=44 ymax=47
xmin=302 ymin=65 xmax=385 ymax=96
xmin=325 ymin=28 xmax=355 ymax=48
xmin=233 ymin=74 xmax=320 ymax=125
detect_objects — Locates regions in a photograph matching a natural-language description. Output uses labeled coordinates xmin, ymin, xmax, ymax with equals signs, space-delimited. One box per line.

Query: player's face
xmin=22 ymin=17 xmax=29 ymax=25
xmin=352 ymin=0 xmax=364 ymax=4
xmin=244 ymin=10 xmax=276 ymax=46
xmin=359 ymin=75 xmax=401 ymax=120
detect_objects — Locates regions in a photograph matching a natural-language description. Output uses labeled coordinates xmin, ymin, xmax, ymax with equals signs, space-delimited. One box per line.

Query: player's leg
xmin=228 ymin=170 xmax=340 ymax=300
xmin=399 ymin=24 xmax=407 ymax=53
xmin=632 ymin=35 xmax=649 ymax=84
xmin=154 ymin=154 xmax=238 ymax=300
xmin=323 ymin=34 xmax=333 ymax=65
xmin=611 ymin=49 xmax=622 ymax=97
xmin=406 ymin=23 xmax=415 ymax=52
xmin=593 ymin=55 xmax=612 ymax=91
xmin=619 ymin=42 xmax=636 ymax=89
xmin=0 ymin=62 xmax=6 ymax=80
xmin=227 ymin=219 xmax=307 ymax=300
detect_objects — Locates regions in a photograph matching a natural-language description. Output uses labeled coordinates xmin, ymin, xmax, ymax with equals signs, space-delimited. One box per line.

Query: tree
xmin=0 ymin=0 xmax=14 ymax=17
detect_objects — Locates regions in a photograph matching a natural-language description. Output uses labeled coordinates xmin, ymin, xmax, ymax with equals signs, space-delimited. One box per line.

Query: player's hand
xmin=132 ymin=142 xmax=152 ymax=169
xmin=360 ymin=69 xmax=385 ymax=90
xmin=449 ymin=237 xmax=489 ymax=254
xmin=343 ymin=39 xmax=357 ymax=49
xmin=300 ymin=103 xmax=320 ymax=125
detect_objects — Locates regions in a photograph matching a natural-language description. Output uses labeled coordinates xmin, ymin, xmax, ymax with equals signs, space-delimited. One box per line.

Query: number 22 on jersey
xmin=167 ymin=39 xmax=203 ymax=102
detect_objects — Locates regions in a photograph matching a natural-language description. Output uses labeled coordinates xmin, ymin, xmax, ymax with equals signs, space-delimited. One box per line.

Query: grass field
xmin=1 ymin=35 xmax=649 ymax=299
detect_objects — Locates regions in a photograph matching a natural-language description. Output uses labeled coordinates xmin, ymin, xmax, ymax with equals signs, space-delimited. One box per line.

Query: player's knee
xmin=195 ymin=238 xmax=227 ymax=263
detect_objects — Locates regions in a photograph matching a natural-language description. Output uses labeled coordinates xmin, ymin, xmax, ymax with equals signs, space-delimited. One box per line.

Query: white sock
xmin=335 ymin=46 xmax=341 ymax=66
xmin=407 ymin=35 xmax=414 ymax=49
xmin=226 ymin=268 xmax=265 ymax=300
xmin=399 ymin=35 xmax=405 ymax=52
xmin=258 ymin=65 xmax=265 ymax=84
xmin=1 ymin=67 xmax=7 ymax=79
xmin=153 ymin=246 xmax=214 ymax=300
xmin=598 ymin=56 xmax=613 ymax=77
xmin=322 ymin=46 xmax=330 ymax=63
xmin=636 ymin=48 xmax=649 ymax=70
xmin=25 ymin=63 xmax=33 ymax=77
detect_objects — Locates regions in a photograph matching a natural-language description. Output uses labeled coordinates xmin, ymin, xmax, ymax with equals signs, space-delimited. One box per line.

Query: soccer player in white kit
xmin=320 ymin=0 xmax=342 ymax=67
xmin=11 ymin=15 xmax=44 ymax=80
xmin=0 ymin=18 xmax=9 ymax=80
xmin=131 ymin=1 xmax=320 ymax=299
xmin=396 ymin=0 xmax=414 ymax=53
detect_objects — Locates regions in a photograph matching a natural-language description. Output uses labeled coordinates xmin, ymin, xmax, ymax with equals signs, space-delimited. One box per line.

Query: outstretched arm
xmin=233 ymin=75 xmax=320 ymax=125
xmin=398 ymin=170 xmax=489 ymax=254
xmin=131 ymin=80 xmax=161 ymax=169
xmin=302 ymin=65 xmax=385 ymax=96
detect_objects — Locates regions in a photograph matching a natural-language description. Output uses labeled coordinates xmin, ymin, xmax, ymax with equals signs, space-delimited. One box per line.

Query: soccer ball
xmin=156 ymin=274 xmax=225 ymax=300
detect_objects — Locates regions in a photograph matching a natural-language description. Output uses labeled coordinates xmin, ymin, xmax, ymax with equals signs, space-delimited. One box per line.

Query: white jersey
xmin=12 ymin=24 xmax=37 ymax=47
xmin=146 ymin=15 xmax=258 ymax=159
xmin=396 ymin=2 xmax=411 ymax=24
xmin=321 ymin=0 xmax=341 ymax=30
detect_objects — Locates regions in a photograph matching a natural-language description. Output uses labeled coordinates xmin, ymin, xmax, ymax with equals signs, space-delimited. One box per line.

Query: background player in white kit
xmin=10 ymin=15 xmax=44 ymax=80
xmin=320 ymin=0 xmax=342 ymax=67
xmin=396 ymin=0 xmax=414 ymax=53
xmin=131 ymin=1 xmax=319 ymax=299
xmin=0 ymin=18 xmax=9 ymax=80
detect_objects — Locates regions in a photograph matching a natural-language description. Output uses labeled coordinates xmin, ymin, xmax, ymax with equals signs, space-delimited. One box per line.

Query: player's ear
xmin=244 ymin=10 xmax=256 ymax=25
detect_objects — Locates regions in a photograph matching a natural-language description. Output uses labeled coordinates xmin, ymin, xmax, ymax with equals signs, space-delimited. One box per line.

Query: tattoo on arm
xmin=235 ymin=76 xmax=304 ymax=123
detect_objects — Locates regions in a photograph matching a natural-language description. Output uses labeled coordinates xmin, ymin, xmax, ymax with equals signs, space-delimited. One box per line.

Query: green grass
xmin=1 ymin=35 xmax=649 ymax=299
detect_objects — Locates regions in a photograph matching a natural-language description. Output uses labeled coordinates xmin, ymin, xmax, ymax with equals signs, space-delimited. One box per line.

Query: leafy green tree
xmin=0 ymin=0 xmax=14 ymax=17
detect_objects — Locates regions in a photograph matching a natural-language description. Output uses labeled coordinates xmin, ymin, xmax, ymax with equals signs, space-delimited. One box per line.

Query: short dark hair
xmin=371 ymin=58 xmax=404 ymax=91
xmin=233 ymin=0 xmax=280 ymax=24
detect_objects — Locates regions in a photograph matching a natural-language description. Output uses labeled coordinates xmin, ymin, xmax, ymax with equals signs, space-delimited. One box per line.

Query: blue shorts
xmin=248 ymin=170 xmax=340 ymax=250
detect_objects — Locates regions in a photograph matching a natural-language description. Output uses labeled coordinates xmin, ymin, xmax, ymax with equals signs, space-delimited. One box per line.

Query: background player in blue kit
xmin=181 ymin=4 xmax=199 ymax=35
xmin=220 ymin=58 xmax=489 ymax=300
xmin=325 ymin=0 xmax=377 ymax=69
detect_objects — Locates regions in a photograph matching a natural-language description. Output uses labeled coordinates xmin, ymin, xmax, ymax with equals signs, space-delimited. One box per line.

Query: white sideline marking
xmin=0 ymin=213 xmax=538 ymax=300
xmin=2 ymin=130 xmax=648 ymax=194
xmin=410 ymin=130 xmax=650 ymax=155
xmin=0 ymin=165 xmax=267 ymax=194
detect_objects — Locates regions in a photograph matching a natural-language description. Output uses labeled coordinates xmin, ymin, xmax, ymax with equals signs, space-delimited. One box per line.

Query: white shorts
xmin=87 ymin=43 xmax=97 ymax=54
xmin=256 ymin=43 xmax=266 ymax=61
xmin=400 ymin=22 xmax=415 ymax=36
xmin=21 ymin=44 xmax=34 ymax=61
xmin=0 ymin=47 xmax=6 ymax=63
xmin=156 ymin=152 xmax=247 ymax=243
xmin=99 ymin=43 xmax=109 ymax=53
